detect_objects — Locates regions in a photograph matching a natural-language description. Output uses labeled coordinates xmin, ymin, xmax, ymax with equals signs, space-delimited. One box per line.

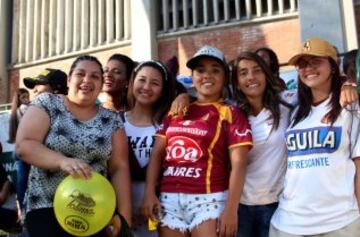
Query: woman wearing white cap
xmin=142 ymin=45 xmax=253 ymax=237
xmin=270 ymin=38 xmax=360 ymax=236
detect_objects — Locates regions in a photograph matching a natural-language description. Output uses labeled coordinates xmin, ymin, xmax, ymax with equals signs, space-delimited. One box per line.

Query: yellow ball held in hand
xmin=54 ymin=172 xmax=116 ymax=236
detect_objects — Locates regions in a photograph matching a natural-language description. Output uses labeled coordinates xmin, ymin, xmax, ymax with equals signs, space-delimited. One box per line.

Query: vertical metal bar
xmin=290 ymin=0 xmax=296 ymax=12
xmin=48 ymin=0 xmax=56 ymax=56
xmin=255 ymin=0 xmax=262 ymax=17
xmin=278 ymin=0 xmax=284 ymax=14
xmin=65 ymin=0 xmax=73 ymax=52
xmin=106 ymin=0 xmax=114 ymax=43
xmin=115 ymin=0 xmax=124 ymax=40
xmin=224 ymin=0 xmax=230 ymax=21
xmin=267 ymin=0 xmax=273 ymax=15
xmin=235 ymin=0 xmax=241 ymax=20
xmin=245 ymin=0 xmax=252 ymax=19
xmin=124 ymin=0 xmax=131 ymax=39
xmin=203 ymin=0 xmax=208 ymax=25
xmin=33 ymin=0 xmax=41 ymax=60
xmin=89 ymin=0 xmax=97 ymax=46
xmin=183 ymin=0 xmax=189 ymax=28
xmin=162 ymin=0 xmax=169 ymax=31
xmin=73 ymin=0 xmax=81 ymax=51
xmin=172 ymin=0 xmax=178 ymax=31
xmin=11 ymin=0 xmax=20 ymax=63
xmin=98 ymin=0 xmax=105 ymax=44
xmin=192 ymin=0 xmax=198 ymax=26
xmin=56 ymin=0 xmax=65 ymax=54
xmin=213 ymin=0 xmax=219 ymax=23
xmin=81 ymin=0 xmax=89 ymax=49
xmin=40 ymin=0 xmax=48 ymax=58
xmin=25 ymin=0 xmax=34 ymax=61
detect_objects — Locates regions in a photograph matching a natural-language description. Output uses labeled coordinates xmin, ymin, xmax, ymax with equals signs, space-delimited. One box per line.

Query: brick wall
xmin=158 ymin=18 xmax=301 ymax=75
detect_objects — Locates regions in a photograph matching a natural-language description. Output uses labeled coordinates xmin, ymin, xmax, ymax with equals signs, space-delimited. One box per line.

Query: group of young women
xmin=12 ymin=36 xmax=360 ymax=237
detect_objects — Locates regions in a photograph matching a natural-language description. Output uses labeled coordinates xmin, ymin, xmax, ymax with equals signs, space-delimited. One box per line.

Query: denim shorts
xmin=159 ymin=191 xmax=228 ymax=232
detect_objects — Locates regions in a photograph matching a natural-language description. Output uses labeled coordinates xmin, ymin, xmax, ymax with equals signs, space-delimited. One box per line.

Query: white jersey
xmin=271 ymin=96 xmax=360 ymax=235
xmin=123 ymin=115 xmax=158 ymax=237
xmin=240 ymin=90 xmax=297 ymax=205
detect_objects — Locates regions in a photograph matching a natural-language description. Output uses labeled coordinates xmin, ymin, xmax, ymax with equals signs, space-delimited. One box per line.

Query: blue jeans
xmin=14 ymin=152 xmax=30 ymax=209
xmin=237 ymin=202 xmax=278 ymax=237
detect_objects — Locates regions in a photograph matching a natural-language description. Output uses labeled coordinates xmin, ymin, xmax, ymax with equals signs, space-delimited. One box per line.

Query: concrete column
xmin=131 ymin=0 xmax=158 ymax=61
xmin=115 ymin=0 xmax=124 ymax=40
xmin=73 ymin=0 xmax=81 ymax=51
xmin=0 ymin=0 xmax=11 ymax=102
xmin=56 ymin=0 xmax=65 ymax=54
xmin=298 ymin=0 xmax=358 ymax=52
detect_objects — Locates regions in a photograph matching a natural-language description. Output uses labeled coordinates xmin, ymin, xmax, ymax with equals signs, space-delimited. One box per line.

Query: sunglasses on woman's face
xmin=296 ymin=57 xmax=326 ymax=70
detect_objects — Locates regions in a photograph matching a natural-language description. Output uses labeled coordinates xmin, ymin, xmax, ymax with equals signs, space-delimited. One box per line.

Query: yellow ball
xmin=54 ymin=172 xmax=116 ymax=236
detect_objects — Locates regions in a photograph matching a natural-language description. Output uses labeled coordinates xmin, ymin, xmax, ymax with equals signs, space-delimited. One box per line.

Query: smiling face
xmin=67 ymin=60 xmax=103 ymax=106
xmin=237 ymin=59 xmax=266 ymax=100
xmin=132 ymin=66 xmax=164 ymax=107
xmin=103 ymin=59 xmax=128 ymax=94
xmin=192 ymin=57 xmax=226 ymax=103
xmin=296 ymin=56 xmax=332 ymax=92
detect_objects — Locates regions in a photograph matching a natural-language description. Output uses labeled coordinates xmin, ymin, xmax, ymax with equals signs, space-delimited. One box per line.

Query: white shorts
xmin=159 ymin=191 xmax=228 ymax=232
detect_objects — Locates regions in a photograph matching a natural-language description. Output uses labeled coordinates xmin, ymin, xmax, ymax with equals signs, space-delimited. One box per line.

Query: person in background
xmin=102 ymin=54 xmax=136 ymax=112
xmin=142 ymin=46 xmax=252 ymax=237
xmin=255 ymin=47 xmax=287 ymax=90
xmin=270 ymin=37 xmax=360 ymax=237
xmin=8 ymin=88 xmax=30 ymax=145
xmin=23 ymin=68 xmax=68 ymax=96
xmin=16 ymin=55 xmax=132 ymax=237
xmin=342 ymin=49 xmax=358 ymax=82
xmin=125 ymin=60 xmax=175 ymax=237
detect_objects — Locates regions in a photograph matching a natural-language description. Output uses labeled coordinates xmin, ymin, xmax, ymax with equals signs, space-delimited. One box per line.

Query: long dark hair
xmin=255 ymin=47 xmax=280 ymax=78
xmin=292 ymin=58 xmax=341 ymax=127
xmin=231 ymin=51 xmax=290 ymax=129
xmin=8 ymin=88 xmax=29 ymax=143
xmin=127 ymin=61 xmax=176 ymax=125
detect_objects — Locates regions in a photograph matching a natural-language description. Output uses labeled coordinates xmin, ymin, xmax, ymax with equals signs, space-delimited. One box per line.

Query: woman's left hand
xmin=217 ymin=207 xmax=238 ymax=237
xmin=340 ymin=84 xmax=358 ymax=107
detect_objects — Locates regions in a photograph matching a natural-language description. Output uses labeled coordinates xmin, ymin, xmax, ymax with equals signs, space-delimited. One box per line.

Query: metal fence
xmin=11 ymin=0 xmax=131 ymax=65
xmin=158 ymin=0 xmax=298 ymax=33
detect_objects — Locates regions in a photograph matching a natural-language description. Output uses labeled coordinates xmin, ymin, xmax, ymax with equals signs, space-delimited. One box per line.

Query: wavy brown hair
xmin=231 ymin=51 xmax=291 ymax=129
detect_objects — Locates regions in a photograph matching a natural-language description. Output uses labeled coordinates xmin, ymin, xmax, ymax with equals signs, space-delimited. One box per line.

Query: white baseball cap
xmin=186 ymin=45 xmax=228 ymax=71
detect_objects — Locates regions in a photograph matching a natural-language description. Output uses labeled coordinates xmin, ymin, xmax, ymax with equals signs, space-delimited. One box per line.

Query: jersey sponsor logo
xmin=286 ymin=127 xmax=341 ymax=156
xmin=165 ymin=136 xmax=203 ymax=163
xmin=163 ymin=166 xmax=202 ymax=178
xmin=235 ymin=129 xmax=252 ymax=137
xmin=167 ymin=127 xmax=208 ymax=136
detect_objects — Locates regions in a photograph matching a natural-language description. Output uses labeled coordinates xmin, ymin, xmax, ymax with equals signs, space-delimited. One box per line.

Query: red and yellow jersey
xmin=157 ymin=100 xmax=253 ymax=194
